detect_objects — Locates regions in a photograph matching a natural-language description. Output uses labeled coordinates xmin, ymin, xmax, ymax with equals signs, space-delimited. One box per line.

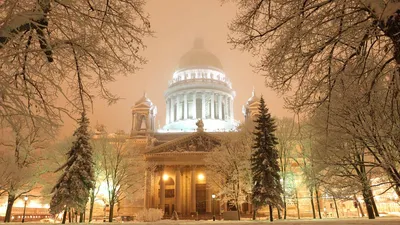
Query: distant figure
xmin=196 ymin=119 xmax=204 ymax=132
xmin=171 ymin=210 xmax=179 ymax=220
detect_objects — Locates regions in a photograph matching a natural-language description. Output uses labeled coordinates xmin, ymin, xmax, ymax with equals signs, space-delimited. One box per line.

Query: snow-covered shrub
xmin=135 ymin=208 xmax=163 ymax=222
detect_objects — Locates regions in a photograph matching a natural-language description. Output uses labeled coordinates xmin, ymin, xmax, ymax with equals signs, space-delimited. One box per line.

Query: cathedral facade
xmin=129 ymin=39 xmax=258 ymax=217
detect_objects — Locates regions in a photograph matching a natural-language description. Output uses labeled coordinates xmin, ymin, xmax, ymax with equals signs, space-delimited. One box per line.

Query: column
xmin=184 ymin=94 xmax=188 ymax=120
xmin=144 ymin=170 xmax=150 ymax=208
xmin=160 ymin=170 xmax=166 ymax=212
xmin=218 ymin=94 xmax=222 ymax=120
xmin=202 ymin=92 xmax=206 ymax=119
xmin=223 ymin=95 xmax=228 ymax=121
xmin=206 ymin=183 xmax=211 ymax=213
xmin=132 ymin=113 xmax=136 ymax=132
xmin=176 ymin=94 xmax=181 ymax=121
xmin=192 ymin=92 xmax=197 ymax=119
xmin=211 ymin=92 xmax=215 ymax=119
xmin=151 ymin=171 xmax=155 ymax=208
xmin=230 ymin=97 xmax=234 ymax=121
xmin=146 ymin=115 xmax=150 ymax=131
xmin=191 ymin=168 xmax=196 ymax=212
xmin=166 ymin=99 xmax=170 ymax=124
xmin=175 ymin=169 xmax=182 ymax=213
xmin=170 ymin=97 xmax=175 ymax=123
xmin=183 ymin=168 xmax=188 ymax=214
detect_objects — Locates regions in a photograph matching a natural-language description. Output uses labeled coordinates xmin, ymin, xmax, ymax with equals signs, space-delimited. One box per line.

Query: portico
xmin=144 ymin=131 xmax=220 ymax=215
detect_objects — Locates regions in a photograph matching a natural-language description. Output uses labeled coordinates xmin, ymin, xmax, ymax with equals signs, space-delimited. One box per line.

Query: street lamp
xmin=22 ymin=195 xmax=28 ymax=223
xmin=211 ymin=194 xmax=216 ymax=221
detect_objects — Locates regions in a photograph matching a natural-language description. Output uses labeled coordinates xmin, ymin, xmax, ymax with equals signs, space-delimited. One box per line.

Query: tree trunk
xmin=283 ymin=198 xmax=287 ymax=219
xmin=4 ymin=194 xmax=15 ymax=222
xmin=79 ymin=212 xmax=84 ymax=223
xmin=62 ymin=209 xmax=67 ymax=224
xmin=368 ymin=189 xmax=379 ymax=217
xmin=362 ymin=189 xmax=375 ymax=219
xmin=269 ymin=204 xmax=273 ymax=222
xmin=315 ymin=188 xmax=322 ymax=219
xmin=235 ymin=201 xmax=241 ymax=221
xmin=282 ymin=174 xmax=286 ymax=219
xmin=277 ymin=207 xmax=281 ymax=219
xmin=309 ymin=188 xmax=316 ymax=219
xmin=89 ymin=191 xmax=95 ymax=222
xmin=359 ymin=202 xmax=365 ymax=217
xmin=295 ymin=189 xmax=300 ymax=219
xmin=68 ymin=208 xmax=72 ymax=223
xmin=333 ymin=196 xmax=339 ymax=218
xmin=252 ymin=207 xmax=257 ymax=220
xmin=109 ymin=202 xmax=114 ymax=222
xmin=379 ymin=10 xmax=400 ymax=65
xmin=354 ymin=195 xmax=365 ymax=217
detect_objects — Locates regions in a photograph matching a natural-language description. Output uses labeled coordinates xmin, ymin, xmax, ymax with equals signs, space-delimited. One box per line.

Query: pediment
xmin=146 ymin=132 xmax=220 ymax=154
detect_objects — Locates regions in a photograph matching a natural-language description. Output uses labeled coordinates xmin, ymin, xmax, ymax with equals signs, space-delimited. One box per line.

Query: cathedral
xmin=129 ymin=39 xmax=259 ymax=217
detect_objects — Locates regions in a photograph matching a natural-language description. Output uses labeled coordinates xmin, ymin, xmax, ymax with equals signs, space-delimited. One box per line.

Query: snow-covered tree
xmin=229 ymin=0 xmax=400 ymax=200
xmin=0 ymin=0 xmax=151 ymax=131
xmin=251 ymin=96 xmax=282 ymax=222
xmin=93 ymin=130 xmax=146 ymax=223
xmin=205 ymin=125 xmax=252 ymax=220
xmin=49 ymin=111 xmax=95 ymax=219
xmin=0 ymin=120 xmax=48 ymax=222
xmin=229 ymin=0 xmax=399 ymax=112
xmin=275 ymin=117 xmax=297 ymax=219
xmin=311 ymin=128 xmax=379 ymax=219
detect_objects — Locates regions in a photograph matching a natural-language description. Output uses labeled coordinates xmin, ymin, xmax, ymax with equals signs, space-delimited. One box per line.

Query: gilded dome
xmin=176 ymin=38 xmax=223 ymax=71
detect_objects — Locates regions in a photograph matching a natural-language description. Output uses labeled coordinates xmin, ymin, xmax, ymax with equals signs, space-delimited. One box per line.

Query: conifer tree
xmin=49 ymin=112 xmax=95 ymax=221
xmin=251 ymin=96 xmax=283 ymax=221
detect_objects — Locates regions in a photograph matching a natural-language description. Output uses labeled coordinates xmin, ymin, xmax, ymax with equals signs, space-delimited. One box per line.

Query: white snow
xmin=3 ymin=218 xmax=400 ymax=225
xmin=361 ymin=0 xmax=400 ymax=22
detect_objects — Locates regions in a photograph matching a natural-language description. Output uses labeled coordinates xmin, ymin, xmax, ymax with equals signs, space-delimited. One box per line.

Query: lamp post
xmin=211 ymin=194 xmax=216 ymax=221
xmin=22 ymin=195 xmax=28 ymax=223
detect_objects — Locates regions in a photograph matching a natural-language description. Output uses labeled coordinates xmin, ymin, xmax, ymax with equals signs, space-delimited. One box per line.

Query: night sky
xmin=59 ymin=0 xmax=292 ymax=137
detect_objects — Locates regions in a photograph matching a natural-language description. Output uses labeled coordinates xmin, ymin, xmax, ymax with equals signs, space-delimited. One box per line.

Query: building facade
xmin=129 ymin=39 xmax=257 ymax=217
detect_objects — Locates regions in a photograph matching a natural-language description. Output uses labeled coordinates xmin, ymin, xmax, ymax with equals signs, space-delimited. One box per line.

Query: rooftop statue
xmin=196 ymin=119 xmax=204 ymax=132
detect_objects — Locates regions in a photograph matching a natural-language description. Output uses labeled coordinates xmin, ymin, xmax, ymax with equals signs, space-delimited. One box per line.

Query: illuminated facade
xmin=162 ymin=38 xmax=237 ymax=132
xmin=130 ymin=39 xmax=240 ymax=216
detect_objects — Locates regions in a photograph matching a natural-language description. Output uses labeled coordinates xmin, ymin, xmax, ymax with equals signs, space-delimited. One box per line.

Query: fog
xmin=59 ymin=0 xmax=292 ymax=137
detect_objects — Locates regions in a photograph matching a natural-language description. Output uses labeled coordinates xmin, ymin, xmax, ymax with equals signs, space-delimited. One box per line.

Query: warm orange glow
xmin=198 ymin=173 xmax=205 ymax=180
xmin=163 ymin=174 xmax=169 ymax=181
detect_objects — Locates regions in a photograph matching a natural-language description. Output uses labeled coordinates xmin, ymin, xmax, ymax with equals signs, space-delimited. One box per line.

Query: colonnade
xmin=144 ymin=166 xmax=213 ymax=215
xmin=166 ymin=91 xmax=234 ymax=124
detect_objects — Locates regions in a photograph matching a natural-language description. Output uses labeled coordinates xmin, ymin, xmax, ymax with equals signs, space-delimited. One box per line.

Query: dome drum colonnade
xmin=162 ymin=39 xmax=236 ymax=132
xmin=165 ymin=70 xmax=234 ymax=124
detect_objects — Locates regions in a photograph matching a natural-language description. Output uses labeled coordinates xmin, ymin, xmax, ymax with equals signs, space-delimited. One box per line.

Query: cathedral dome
xmin=176 ymin=38 xmax=223 ymax=72
xmin=162 ymin=39 xmax=237 ymax=132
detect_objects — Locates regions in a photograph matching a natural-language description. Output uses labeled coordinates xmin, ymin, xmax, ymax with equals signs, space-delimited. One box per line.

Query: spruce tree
xmin=50 ymin=112 xmax=95 ymax=220
xmin=251 ymin=96 xmax=283 ymax=221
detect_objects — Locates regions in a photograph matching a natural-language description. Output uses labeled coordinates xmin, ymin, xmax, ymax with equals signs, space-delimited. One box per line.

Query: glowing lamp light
xmin=212 ymin=194 xmax=216 ymax=199
xmin=163 ymin=174 xmax=169 ymax=181
xmin=198 ymin=173 xmax=205 ymax=181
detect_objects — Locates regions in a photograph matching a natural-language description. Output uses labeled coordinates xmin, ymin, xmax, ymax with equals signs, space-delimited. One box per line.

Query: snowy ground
xmin=109 ymin=218 xmax=398 ymax=225
xmin=3 ymin=218 xmax=400 ymax=225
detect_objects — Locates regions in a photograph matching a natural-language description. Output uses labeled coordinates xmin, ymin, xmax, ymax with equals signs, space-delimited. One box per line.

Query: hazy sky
xmin=60 ymin=0 xmax=293 ymax=137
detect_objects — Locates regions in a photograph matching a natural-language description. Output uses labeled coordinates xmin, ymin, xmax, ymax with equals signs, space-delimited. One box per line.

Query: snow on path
xmin=3 ymin=218 xmax=400 ymax=225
